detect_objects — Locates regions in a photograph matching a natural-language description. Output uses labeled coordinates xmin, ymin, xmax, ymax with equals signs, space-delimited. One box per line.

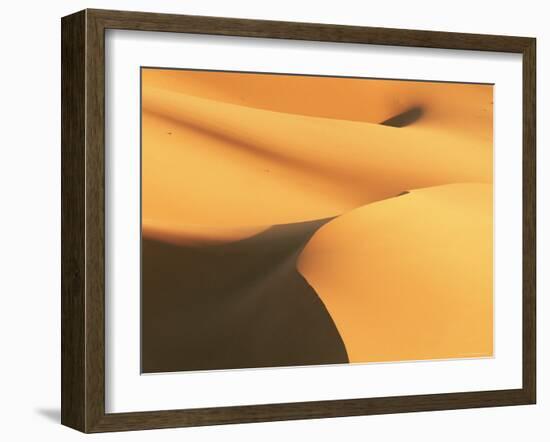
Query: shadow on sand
xmin=142 ymin=217 xmax=349 ymax=373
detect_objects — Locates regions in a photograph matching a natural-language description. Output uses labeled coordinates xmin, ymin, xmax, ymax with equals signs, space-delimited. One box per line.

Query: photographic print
xmin=61 ymin=10 xmax=536 ymax=431
xmin=140 ymin=67 xmax=494 ymax=374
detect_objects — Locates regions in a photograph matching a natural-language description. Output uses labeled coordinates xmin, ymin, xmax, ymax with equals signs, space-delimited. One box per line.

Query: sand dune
xmin=142 ymin=218 xmax=347 ymax=373
xmin=142 ymin=79 xmax=492 ymax=245
xmin=297 ymin=183 xmax=493 ymax=363
xmin=143 ymin=69 xmax=492 ymax=139
xmin=141 ymin=68 xmax=494 ymax=372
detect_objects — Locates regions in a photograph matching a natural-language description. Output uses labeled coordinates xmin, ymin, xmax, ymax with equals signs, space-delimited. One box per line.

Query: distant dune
xmin=141 ymin=68 xmax=494 ymax=372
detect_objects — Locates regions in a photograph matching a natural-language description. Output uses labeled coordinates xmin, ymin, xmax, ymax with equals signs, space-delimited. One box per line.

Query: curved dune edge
xmin=297 ymin=183 xmax=494 ymax=363
xmin=143 ymin=219 xmax=270 ymax=246
xmin=143 ymin=68 xmax=492 ymax=139
xmin=142 ymin=84 xmax=492 ymax=244
xmin=142 ymin=218 xmax=348 ymax=373
xmin=140 ymin=70 xmax=494 ymax=372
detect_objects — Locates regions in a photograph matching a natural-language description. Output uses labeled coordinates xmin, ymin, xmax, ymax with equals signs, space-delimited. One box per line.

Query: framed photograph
xmin=61 ymin=9 xmax=536 ymax=433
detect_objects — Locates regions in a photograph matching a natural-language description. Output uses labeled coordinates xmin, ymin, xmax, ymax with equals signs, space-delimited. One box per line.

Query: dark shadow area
xmin=141 ymin=217 xmax=349 ymax=373
xmin=35 ymin=408 xmax=60 ymax=423
xmin=381 ymin=106 xmax=424 ymax=128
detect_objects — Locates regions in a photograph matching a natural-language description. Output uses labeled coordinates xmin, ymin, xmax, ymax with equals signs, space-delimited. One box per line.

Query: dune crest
xmin=297 ymin=183 xmax=494 ymax=363
xmin=142 ymin=76 xmax=492 ymax=245
xmin=142 ymin=218 xmax=347 ymax=373
xmin=141 ymin=68 xmax=494 ymax=372
xmin=143 ymin=68 xmax=492 ymax=138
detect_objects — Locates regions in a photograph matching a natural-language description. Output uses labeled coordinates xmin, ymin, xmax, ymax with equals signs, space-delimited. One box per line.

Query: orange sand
xmin=297 ymin=183 xmax=493 ymax=362
xmin=142 ymin=70 xmax=492 ymax=244
xmin=141 ymin=68 xmax=494 ymax=363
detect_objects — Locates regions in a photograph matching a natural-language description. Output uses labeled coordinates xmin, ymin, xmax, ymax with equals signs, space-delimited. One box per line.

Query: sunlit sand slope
xmin=142 ymin=76 xmax=492 ymax=244
xmin=143 ymin=68 xmax=492 ymax=139
xmin=297 ymin=183 xmax=493 ymax=363
xmin=141 ymin=68 xmax=493 ymax=372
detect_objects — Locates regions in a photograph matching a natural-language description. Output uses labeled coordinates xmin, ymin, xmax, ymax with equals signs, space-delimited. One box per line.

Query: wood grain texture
xmin=522 ymin=38 xmax=536 ymax=403
xmin=61 ymin=10 xmax=86 ymax=432
xmin=84 ymin=9 xmax=107 ymax=433
xmin=61 ymin=8 xmax=537 ymax=433
xmin=90 ymin=8 xmax=532 ymax=52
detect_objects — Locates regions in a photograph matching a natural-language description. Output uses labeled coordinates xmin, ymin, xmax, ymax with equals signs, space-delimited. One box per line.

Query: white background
xmin=0 ymin=0 xmax=547 ymax=440
xmin=106 ymin=30 xmax=523 ymax=413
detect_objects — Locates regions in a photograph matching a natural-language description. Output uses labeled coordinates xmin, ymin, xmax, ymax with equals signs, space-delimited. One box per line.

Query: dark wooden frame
xmin=61 ymin=8 xmax=536 ymax=433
